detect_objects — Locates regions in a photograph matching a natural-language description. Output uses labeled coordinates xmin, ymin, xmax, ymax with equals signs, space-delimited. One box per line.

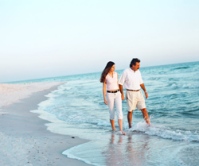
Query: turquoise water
xmin=32 ymin=61 xmax=199 ymax=166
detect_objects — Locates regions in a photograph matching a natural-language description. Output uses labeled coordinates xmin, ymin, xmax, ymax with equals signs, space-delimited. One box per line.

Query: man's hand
xmin=144 ymin=91 xmax=148 ymax=99
xmin=121 ymin=93 xmax=125 ymax=100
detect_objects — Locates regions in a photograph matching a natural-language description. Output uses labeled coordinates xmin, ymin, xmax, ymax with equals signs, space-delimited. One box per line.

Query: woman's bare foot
xmin=118 ymin=131 xmax=126 ymax=135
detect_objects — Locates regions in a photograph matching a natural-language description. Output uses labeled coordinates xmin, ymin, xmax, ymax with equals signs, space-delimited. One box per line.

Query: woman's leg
xmin=115 ymin=92 xmax=125 ymax=134
xmin=110 ymin=119 xmax=116 ymax=131
xmin=118 ymin=119 xmax=123 ymax=131
xmin=107 ymin=93 xmax=116 ymax=131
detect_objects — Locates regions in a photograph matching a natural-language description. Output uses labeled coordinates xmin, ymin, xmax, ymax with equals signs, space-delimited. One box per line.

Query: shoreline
xmin=0 ymin=86 xmax=90 ymax=166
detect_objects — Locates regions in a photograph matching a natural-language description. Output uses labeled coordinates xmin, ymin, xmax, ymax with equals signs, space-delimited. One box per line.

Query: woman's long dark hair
xmin=100 ymin=61 xmax=115 ymax=83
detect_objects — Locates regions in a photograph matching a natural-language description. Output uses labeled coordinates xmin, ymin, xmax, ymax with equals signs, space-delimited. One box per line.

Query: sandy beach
xmin=0 ymin=83 xmax=89 ymax=166
xmin=1 ymin=61 xmax=199 ymax=166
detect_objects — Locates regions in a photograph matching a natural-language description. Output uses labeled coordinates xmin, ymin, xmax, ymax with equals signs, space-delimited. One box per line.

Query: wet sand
xmin=0 ymin=87 xmax=90 ymax=166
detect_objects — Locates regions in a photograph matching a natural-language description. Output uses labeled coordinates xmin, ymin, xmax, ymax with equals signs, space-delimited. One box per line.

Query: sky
xmin=0 ymin=0 xmax=199 ymax=82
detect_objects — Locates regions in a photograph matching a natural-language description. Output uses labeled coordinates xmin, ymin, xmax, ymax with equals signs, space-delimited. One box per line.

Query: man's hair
xmin=130 ymin=58 xmax=140 ymax=67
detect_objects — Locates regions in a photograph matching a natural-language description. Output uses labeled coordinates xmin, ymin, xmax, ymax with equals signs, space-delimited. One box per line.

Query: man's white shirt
xmin=119 ymin=68 xmax=143 ymax=90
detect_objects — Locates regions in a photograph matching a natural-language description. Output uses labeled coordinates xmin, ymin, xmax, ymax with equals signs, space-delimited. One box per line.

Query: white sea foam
xmin=63 ymin=142 xmax=103 ymax=166
xmin=131 ymin=122 xmax=199 ymax=142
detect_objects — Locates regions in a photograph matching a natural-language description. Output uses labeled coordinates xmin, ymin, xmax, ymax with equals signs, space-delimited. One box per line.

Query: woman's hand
xmin=104 ymin=98 xmax=108 ymax=105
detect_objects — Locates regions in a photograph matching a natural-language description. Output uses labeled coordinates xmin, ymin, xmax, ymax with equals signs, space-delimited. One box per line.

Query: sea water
xmin=31 ymin=61 xmax=199 ymax=166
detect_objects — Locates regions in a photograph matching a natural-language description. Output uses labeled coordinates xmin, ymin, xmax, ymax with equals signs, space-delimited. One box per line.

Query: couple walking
xmin=100 ymin=58 xmax=150 ymax=134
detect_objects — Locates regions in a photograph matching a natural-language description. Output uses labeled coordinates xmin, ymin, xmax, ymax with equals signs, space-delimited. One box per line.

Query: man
xmin=119 ymin=58 xmax=150 ymax=128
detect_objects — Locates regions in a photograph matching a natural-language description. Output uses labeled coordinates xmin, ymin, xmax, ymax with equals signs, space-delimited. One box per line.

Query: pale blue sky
xmin=0 ymin=0 xmax=199 ymax=82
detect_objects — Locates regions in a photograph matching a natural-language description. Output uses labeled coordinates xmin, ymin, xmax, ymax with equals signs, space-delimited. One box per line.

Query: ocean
xmin=31 ymin=61 xmax=199 ymax=166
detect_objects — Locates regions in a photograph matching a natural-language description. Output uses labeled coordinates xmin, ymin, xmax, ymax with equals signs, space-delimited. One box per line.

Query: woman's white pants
xmin=106 ymin=91 xmax=123 ymax=120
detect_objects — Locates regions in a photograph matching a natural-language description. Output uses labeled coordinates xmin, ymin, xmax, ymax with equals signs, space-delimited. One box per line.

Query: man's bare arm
xmin=140 ymin=83 xmax=148 ymax=99
xmin=119 ymin=84 xmax=125 ymax=100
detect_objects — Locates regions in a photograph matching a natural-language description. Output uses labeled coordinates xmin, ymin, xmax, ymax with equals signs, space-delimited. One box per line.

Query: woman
xmin=100 ymin=61 xmax=125 ymax=135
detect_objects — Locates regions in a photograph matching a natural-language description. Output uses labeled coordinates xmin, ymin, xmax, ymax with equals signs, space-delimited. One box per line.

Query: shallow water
xmin=32 ymin=61 xmax=199 ymax=166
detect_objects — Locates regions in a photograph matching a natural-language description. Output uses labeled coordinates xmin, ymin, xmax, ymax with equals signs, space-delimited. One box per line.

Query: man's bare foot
xmin=146 ymin=118 xmax=151 ymax=126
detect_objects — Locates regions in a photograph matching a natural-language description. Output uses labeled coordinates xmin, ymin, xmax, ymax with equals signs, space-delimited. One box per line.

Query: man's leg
xmin=141 ymin=108 xmax=150 ymax=125
xmin=127 ymin=111 xmax=133 ymax=128
xmin=138 ymin=91 xmax=150 ymax=125
xmin=126 ymin=91 xmax=135 ymax=129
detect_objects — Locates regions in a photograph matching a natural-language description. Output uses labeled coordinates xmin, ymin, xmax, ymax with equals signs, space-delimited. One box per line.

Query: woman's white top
xmin=105 ymin=72 xmax=119 ymax=90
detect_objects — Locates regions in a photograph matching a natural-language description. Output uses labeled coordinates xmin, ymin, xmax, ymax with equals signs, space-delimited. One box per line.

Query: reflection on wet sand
xmin=105 ymin=132 xmax=150 ymax=166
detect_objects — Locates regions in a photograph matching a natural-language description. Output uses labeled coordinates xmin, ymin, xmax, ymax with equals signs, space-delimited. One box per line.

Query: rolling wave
xmin=131 ymin=122 xmax=199 ymax=142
